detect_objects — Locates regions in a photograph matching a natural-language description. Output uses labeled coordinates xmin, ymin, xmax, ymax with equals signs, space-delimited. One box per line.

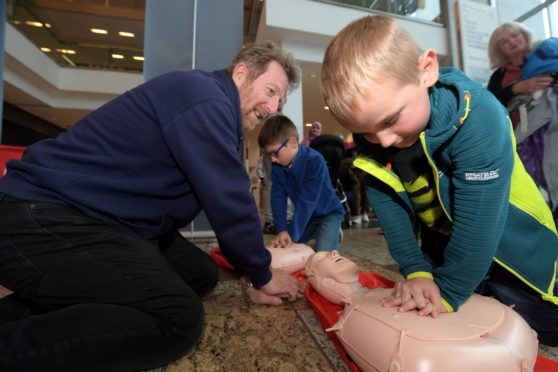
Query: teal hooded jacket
xmin=354 ymin=67 xmax=558 ymax=311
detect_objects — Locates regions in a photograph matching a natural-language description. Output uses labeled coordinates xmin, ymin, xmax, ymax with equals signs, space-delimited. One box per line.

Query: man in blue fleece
xmin=321 ymin=15 xmax=558 ymax=346
xmin=258 ymin=115 xmax=345 ymax=252
xmin=0 ymin=41 xmax=304 ymax=371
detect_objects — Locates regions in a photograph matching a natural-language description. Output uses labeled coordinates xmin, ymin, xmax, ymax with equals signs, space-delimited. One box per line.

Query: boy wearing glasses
xmin=258 ymin=115 xmax=345 ymax=252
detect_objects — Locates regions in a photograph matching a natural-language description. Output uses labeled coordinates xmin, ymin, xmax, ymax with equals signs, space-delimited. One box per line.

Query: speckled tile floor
xmin=1 ymin=224 xmax=556 ymax=371
xmin=166 ymin=225 xmax=558 ymax=371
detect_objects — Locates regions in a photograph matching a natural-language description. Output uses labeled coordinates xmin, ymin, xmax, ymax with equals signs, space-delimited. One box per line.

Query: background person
xmin=258 ymin=115 xmax=346 ymax=253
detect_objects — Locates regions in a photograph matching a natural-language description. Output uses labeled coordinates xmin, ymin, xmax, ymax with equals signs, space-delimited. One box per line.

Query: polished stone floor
xmin=0 ymin=222 xmax=556 ymax=371
xmin=164 ymin=224 xmax=558 ymax=372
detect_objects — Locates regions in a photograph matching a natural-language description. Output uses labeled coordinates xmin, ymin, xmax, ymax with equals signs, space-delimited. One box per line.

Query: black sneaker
xmin=263 ymin=223 xmax=276 ymax=235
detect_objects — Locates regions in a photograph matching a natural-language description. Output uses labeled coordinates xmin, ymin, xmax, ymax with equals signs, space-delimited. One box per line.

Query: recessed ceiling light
xmin=324 ymin=106 xmax=329 ymax=110
xmin=118 ymin=31 xmax=135 ymax=38
xmin=91 ymin=28 xmax=108 ymax=34
xmin=25 ymin=21 xmax=44 ymax=27
xmin=112 ymin=54 xmax=125 ymax=59
xmin=309 ymin=73 xmax=317 ymax=78
xmin=305 ymin=123 xmax=312 ymax=127
xmin=40 ymin=47 xmax=51 ymax=52
xmin=133 ymin=56 xmax=144 ymax=61
xmin=56 ymin=48 xmax=76 ymax=54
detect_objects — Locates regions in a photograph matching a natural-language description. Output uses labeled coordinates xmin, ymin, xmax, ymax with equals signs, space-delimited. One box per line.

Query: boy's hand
xmin=381 ymin=277 xmax=446 ymax=317
xmin=271 ymin=231 xmax=292 ymax=248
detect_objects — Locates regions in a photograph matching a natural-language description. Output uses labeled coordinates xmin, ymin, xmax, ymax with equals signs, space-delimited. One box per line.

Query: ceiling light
xmin=91 ymin=28 xmax=108 ymax=34
xmin=25 ymin=21 xmax=44 ymax=27
xmin=112 ymin=54 xmax=125 ymax=59
xmin=118 ymin=31 xmax=135 ymax=38
xmin=309 ymin=73 xmax=317 ymax=78
xmin=56 ymin=49 xmax=76 ymax=54
xmin=305 ymin=123 xmax=312 ymax=127
xmin=324 ymin=106 xmax=329 ymax=110
xmin=40 ymin=47 xmax=51 ymax=52
xmin=133 ymin=56 xmax=144 ymax=61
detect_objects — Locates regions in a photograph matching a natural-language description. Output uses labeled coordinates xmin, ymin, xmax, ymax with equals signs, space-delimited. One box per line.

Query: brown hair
xmin=488 ymin=22 xmax=533 ymax=69
xmin=321 ymin=15 xmax=421 ymax=124
xmin=258 ymin=115 xmax=299 ymax=148
xmin=226 ymin=40 xmax=300 ymax=93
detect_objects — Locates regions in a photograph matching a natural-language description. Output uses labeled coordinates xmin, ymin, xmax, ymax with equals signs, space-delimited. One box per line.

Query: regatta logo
xmin=464 ymin=169 xmax=500 ymax=181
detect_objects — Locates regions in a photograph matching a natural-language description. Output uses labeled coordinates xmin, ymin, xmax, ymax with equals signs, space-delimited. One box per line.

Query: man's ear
xmin=232 ymin=62 xmax=249 ymax=87
xmin=418 ymin=49 xmax=439 ymax=88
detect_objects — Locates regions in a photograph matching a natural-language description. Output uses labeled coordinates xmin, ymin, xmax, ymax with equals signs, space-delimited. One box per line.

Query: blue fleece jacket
xmin=270 ymin=145 xmax=345 ymax=241
xmin=0 ymin=70 xmax=272 ymax=286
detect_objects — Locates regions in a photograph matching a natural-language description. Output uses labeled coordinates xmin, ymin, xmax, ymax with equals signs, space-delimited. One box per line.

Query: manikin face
xmin=307 ymin=251 xmax=360 ymax=283
xmin=233 ymin=61 xmax=289 ymax=131
xmin=498 ymin=28 xmax=528 ymax=60
xmin=343 ymin=50 xmax=438 ymax=149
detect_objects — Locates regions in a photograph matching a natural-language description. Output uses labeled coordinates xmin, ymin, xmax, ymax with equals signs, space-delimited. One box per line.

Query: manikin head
xmin=305 ymin=251 xmax=361 ymax=305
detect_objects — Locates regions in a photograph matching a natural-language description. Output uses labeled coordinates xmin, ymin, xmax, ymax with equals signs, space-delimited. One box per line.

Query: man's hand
xmin=271 ymin=231 xmax=292 ymax=248
xmin=255 ymin=268 xmax=304 ymax=304
xmin=381 ymin=277 xmax=446 ymax=317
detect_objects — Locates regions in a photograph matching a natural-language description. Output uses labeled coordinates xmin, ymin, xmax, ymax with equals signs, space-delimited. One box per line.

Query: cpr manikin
xmin=305 ymin=251 xmax=539 ymax=372
xmin=267 ymin=243 xmax=314 ymax=274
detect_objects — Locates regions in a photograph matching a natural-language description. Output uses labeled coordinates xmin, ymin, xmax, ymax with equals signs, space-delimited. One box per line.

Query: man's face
xmin=233 ymin=61 xmax=289 ymax=131
xmin=347 ymin=77 xmax=432 ymax=149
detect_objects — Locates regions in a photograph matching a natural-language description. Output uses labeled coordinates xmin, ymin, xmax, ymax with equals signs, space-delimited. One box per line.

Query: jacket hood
xmin=356 ymin=67 xmax=484 ymax=161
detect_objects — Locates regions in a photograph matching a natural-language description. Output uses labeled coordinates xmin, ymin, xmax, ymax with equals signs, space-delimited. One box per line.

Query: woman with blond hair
xmin=487 ymin=22 xmax=553 ymax=125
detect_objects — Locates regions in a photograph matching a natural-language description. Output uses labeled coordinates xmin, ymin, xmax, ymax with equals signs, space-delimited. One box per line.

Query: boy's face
xmin=264 ymin=137 xmax=298 ymax=167
xmin=344 ymin=50 xmax=439 ymax=149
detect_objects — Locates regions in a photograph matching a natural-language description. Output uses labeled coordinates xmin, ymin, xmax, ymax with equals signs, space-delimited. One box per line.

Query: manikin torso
xmin=305 ymin=251 xmax=539 ymax=372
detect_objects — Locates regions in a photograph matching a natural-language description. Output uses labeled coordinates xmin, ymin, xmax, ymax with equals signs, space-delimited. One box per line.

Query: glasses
xmin=268 ymin=138 xmax=289 ymax=158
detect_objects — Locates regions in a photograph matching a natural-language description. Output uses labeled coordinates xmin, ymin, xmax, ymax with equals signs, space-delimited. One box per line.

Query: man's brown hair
xmin=226 ymin=40 xmax=300 ymax=93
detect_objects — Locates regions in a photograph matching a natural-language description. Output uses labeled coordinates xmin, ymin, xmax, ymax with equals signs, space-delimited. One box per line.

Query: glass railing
xmin=312 ymin=0 xmax=443 ymax=25
xmin=6 ymin=0 xmax=145 ymax=72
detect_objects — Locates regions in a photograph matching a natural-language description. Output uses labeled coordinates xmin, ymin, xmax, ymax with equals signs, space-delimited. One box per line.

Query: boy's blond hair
xmin=487 ymin=22 xmax=533 ymax=69
xmin=321 ymin=15 xmax=421 ymax=124
xmin=258 ymin=115 xmax=299 ymax=148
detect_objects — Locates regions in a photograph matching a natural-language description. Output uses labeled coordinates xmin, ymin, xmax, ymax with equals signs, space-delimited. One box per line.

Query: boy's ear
xmin=288 ymin=136 xmax=299 ymax=147
xmin=418 ymin=49 xmax=439 ymax=88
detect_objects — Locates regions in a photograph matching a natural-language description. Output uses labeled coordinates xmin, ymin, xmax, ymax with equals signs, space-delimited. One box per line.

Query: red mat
xmin=0 ymin=145 xmax=25 ymax=177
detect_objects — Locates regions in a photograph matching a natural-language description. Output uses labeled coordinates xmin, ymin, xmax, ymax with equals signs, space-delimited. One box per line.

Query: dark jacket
xmin=0 ymin=70 xmax=272 ymax=286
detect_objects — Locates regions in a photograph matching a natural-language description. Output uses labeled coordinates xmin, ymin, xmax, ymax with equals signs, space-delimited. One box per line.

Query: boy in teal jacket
xmin=321 ymin=14 xmax=558 ymax=345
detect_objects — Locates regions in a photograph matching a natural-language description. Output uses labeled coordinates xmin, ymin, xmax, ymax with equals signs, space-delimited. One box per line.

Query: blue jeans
xmin=474 ymin=264 xmax=558 ymax=346
xmin=297 ymin=212 xmax=343 ymax=252
xmin=0 ymin=193 xmax=219 ymax=371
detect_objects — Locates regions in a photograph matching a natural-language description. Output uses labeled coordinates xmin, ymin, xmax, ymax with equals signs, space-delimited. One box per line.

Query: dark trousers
xmin=0 ymin=193 xmax=219 ymax=371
